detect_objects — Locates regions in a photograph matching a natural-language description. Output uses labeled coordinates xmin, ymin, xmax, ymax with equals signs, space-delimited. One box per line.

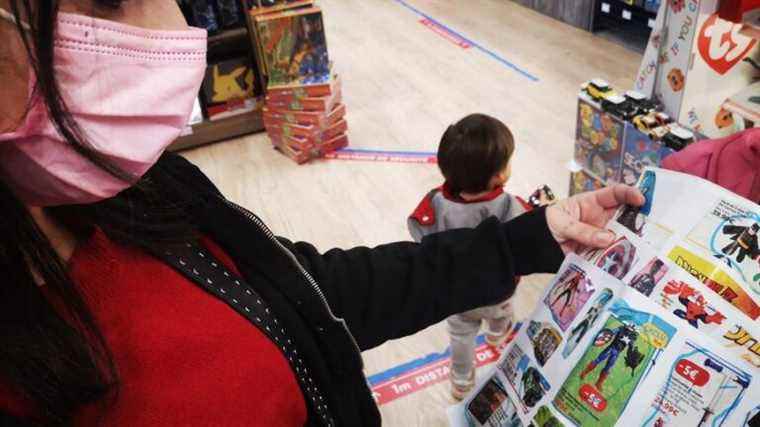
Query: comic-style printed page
xmin=448 ymin=168 xmax=760 ymax=427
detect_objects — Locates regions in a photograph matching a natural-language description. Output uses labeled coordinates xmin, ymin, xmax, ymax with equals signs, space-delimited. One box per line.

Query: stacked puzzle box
xmin=254 ymin=5 xmax=348 ymax=163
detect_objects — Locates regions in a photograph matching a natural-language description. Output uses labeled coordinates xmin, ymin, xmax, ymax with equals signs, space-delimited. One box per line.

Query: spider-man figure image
xmin=664 ymin=280 xmax=726 ymax=329
xmin=550 ymin=272 xmax=584 ymax=318
xmin=579 ymin=322 xmax=642 ymax=392
xmin=721 ymin=222 xmax=759 ymax=264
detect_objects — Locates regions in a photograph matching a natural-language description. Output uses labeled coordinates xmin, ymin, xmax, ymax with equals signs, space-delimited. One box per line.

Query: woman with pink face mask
xmin=0 ymin=1 xmax=643 ymax=426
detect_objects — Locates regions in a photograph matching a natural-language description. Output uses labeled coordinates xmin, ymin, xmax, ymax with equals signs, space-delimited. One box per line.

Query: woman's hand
xmin=546 ymin=184 xmax=645 ymax=254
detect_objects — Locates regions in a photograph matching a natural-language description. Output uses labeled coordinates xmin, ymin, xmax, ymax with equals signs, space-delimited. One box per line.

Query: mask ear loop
xmin=0 ymin=7 xmax=31 ymax=31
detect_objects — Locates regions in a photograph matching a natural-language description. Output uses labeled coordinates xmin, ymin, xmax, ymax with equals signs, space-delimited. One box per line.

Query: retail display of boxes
xmin=569 ymin=168 xmax=606 ymax=196
xmin=264 ymin=79 xmax=348 ymax=163
xmin=575 ymin=97 xmax=625 ymax=184
xmin=267 ymin=73 xmax=339 ymax=100
xmin=570 ymin=81 xmax=696 ymax=194
xmin=263 ymin=102 xmax=346 ymax=128
xmin=619 ymin=125 xmax=675 ymax=185
xmin=266 ymin=84 xmax=342 ymax=112
xmin=253 ymin=3 xmax=349 ymax=163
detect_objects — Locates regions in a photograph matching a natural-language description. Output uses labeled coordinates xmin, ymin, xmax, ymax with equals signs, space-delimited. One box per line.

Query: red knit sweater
xmin=1 ymin=230 xmax=307 ymax=426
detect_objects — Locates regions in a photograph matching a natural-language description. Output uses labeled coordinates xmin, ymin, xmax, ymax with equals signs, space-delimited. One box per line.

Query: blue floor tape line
xmin=393 ymin=0 xmax=539 ymax=82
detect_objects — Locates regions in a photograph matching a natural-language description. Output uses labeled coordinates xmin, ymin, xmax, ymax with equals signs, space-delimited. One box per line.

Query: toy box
xmin=314 ymin=132 xmax=348 ymax=156
xmin=254 ymin=7 xmax=330 ymax=87
xmin=263 ymin=118 xmax=319 ymax=139
xmin=266 ymin=84 xmax=342 ymax=112
xmin=263 ymin=103 xmax=346 ymax=128
xmin=270 ymin=130 xmax=348 ymax=164
xmin=271 ymin=134 xmax=312 ymax=164
xmin=321 ymin=119 xmax=348 ymax=142
xmin=620 ymin=124 xmax=676 ymax=185
xmin=202 ymin=57 xmax=256 ymax=106
xmin=267 ymin=118 xmax=347 ymax=147
xmin=575 ymin=99 xmax=625 ymax=183
xmin=266 ymin=73 xmax=340 ymax=102
xmin=569 ymin=168 xmax=606 ymax=196
xmin=207 ymin=98 xmax=259 ymax=121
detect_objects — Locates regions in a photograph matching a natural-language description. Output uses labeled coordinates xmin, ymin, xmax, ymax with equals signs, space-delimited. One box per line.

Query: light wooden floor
xmin=182 ymin=1 xmax=641 ymax=425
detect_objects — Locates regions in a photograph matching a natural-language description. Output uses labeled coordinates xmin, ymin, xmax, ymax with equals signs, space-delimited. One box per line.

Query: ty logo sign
xmin=698 ymin=14 xmax=757 ymax=75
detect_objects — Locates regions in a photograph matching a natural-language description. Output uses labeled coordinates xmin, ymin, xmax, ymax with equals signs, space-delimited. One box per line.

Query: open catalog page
xmin=448 ymin=167 xmax=760 ymax=427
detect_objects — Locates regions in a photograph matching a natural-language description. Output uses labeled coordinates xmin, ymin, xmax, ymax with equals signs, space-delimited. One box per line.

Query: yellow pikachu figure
xmin=211 ymin=65 xmax=252 ymax=103
xmin=244 ymin=69 xmax=254 ymax=96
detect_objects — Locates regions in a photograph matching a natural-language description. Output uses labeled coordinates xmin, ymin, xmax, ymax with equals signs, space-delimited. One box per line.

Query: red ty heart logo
xmin=698 ymin=13 xmax=757 ymax=75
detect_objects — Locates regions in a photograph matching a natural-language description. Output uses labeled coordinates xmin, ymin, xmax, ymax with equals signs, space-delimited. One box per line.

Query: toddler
xmin=408 ymin=113 xmax=527 ymax=400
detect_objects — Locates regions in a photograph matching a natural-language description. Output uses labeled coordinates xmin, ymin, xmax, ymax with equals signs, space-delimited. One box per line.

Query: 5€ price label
xmin=579 ymin=384 xmax=608 ymax=412
xmin=675 ymin=359 xmax=709 ymax=386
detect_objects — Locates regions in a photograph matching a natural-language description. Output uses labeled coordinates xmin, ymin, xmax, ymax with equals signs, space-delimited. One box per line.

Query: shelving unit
xmin=170 ymin=110 xmax=264 ymax=152
xmin=592 ymin=0 xmax=657 ymax=51
xmin=170 ymin=1 xmax=267 ymax=152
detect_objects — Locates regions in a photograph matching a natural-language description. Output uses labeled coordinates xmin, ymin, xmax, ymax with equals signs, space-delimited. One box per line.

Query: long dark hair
xmin=2 ymin=1 xmax=197 ymax=424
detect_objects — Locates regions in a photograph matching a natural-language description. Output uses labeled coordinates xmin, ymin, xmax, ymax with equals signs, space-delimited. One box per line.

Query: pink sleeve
xmin=660 ymin=140 xmax=713 ymax=179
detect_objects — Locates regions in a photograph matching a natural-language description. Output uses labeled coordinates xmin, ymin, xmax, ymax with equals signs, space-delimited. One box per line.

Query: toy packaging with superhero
xmin=450 ymin=168 xmax=760 ymax=427
xmin=253 ymin=4 xmax=350 ymax=163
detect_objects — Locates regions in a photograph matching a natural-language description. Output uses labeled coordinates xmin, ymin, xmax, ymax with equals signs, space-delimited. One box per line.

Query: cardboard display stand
xmin=635 ymin=0 xmax=759 ymax=138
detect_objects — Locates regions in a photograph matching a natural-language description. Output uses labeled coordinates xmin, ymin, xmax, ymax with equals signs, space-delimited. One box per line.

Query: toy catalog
xmin=449 ymin=168 xmax=760 ymax=427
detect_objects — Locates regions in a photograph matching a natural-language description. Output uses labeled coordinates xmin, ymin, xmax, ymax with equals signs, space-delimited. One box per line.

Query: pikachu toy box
xmin=201 ymin=57 xmax=258 ymax=120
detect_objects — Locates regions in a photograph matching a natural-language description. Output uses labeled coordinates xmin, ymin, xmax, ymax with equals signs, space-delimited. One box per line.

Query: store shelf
xmin=595 ymin=0 xmax=658 ymax=31
xmin=170 ymin=110 xmax=265 ymax=152
xmin=208 ymin=27 xmax=249 ymax=49
xmin=249 ymin=0 xmax=314 ymax=17
xmin=722 ymin=81 xmax=760 ymax=124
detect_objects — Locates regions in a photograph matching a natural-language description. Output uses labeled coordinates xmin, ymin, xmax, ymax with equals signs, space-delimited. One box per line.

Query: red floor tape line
xmin=367 ymin=323 xmax=522 ymax=406
xmin=324 ymin=148 xmax=438 ymax=164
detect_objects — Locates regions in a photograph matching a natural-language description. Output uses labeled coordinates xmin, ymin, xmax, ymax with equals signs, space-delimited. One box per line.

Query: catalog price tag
xmin=579 ymin=384 xmax=607 ymax=412
xmin=622 ymin=9 xmax=632 ymax=20
xmin=601 ymin=2 xmax=610 ymax=13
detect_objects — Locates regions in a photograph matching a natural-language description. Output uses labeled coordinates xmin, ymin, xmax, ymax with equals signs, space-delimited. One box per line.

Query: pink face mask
xmin=0 ymin=10 xmax=207 ymax=206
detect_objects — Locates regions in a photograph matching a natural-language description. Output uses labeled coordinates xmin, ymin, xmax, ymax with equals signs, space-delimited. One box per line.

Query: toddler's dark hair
xmin=437 ymin=114 xmax=515 ymax=194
